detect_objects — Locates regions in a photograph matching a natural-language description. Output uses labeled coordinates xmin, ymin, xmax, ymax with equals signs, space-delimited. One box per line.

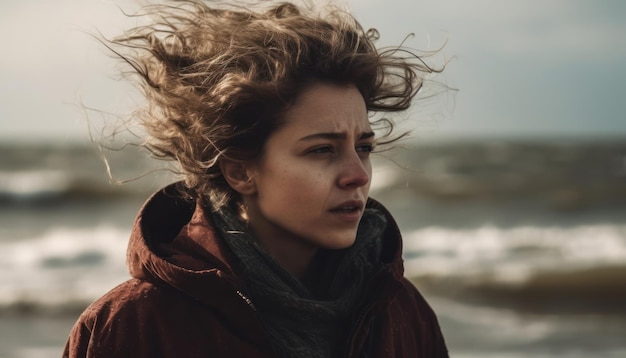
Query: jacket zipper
xmin=236 ymin=289 xmax=256 ymax=311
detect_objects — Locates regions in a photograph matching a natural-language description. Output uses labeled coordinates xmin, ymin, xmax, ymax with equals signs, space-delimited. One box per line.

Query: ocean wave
xmin=425 ymin=293 xmax=626 ymax=358
xmin=412 ymin=264 xmax=626 ymax=314
xmin=0 ymin=170 xmax=73 ymax=200
xmin=372 ymin=141 xmax=626 ymax=210
xmin=0 ymin=226 xmax=129 ymax=316
xmin=404 ymin=224 xmax=626 ymax=313
xmin=0 ymin=170 xmax=154 ymax=204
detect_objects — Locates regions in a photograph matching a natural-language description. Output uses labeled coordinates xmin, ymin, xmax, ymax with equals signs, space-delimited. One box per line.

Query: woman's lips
xmin=329 ymin=200 xmax=364 ymax=222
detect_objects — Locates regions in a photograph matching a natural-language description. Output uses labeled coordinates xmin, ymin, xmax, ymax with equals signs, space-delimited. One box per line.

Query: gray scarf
xmin=212 ymin=206 xmax=387 ymax=358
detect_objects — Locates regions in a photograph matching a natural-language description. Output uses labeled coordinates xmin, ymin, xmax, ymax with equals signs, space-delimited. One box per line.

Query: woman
xmin=64 ymin=1 xmax=449 ymax=357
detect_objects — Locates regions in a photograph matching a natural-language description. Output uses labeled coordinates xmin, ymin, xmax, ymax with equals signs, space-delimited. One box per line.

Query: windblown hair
xmin=107 ymin=0 xmax=441 ymax=209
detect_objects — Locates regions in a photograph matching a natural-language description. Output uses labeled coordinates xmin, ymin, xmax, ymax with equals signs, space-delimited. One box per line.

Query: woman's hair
xmin=106 ymin=0 xmax=441 ymax=209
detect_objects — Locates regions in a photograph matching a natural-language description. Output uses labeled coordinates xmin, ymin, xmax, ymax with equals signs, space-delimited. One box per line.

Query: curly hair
xmin=106 ymin=0 xmax=441 ymax=209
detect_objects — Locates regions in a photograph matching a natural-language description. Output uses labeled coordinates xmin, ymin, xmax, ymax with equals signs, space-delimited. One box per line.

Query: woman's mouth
xmin=329 ymin=201 xmax=364 ymax=221
xmin=330 ymin=206 xmax=360 ymax=213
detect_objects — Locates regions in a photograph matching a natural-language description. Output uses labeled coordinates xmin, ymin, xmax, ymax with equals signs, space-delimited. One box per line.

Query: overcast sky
xmin=1 ymin=0 xmax=625 ymax=143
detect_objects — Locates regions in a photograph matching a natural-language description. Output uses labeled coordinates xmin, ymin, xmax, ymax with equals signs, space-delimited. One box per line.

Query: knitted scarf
xmin=212 ymin=207 xmax=388 ymax=358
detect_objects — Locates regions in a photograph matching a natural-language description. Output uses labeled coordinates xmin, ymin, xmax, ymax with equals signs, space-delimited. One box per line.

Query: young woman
xmin=64 ymin=1 xmax=449 ymax=357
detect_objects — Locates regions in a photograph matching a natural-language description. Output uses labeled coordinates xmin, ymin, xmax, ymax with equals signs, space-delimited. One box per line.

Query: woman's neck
xmin=252 ymin=228 xmax=318 ymax=279
xmin=241 ymin=200 xmax=322 ymax=279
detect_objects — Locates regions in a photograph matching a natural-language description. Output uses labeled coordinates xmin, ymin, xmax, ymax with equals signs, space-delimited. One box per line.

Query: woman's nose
xmin=337 ymin=153 xmax=370 ymax=189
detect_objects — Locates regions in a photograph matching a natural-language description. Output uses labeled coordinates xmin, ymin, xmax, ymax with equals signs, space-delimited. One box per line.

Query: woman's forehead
xmin=280 ymin=83 xmax=371 ymax=134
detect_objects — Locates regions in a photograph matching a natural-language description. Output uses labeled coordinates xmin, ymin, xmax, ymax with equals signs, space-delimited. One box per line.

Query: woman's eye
xmin=357 ymin=144 xmax=375 ymax=154
xmin=309 ymin=146 xmax=333 ymax=154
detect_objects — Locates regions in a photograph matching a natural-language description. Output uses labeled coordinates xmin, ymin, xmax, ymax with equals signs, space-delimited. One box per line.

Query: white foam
xmin=404 ymin=224 xmax=626 ymax=284
xmin=0 ymin=226 xmax=129 ymax=306
xmin=0 ymin=170 xmax=72 ymax=198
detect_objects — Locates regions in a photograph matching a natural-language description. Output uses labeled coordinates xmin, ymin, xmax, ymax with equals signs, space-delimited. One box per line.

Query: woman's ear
xmin=220 ymin=159 xmax=256 ymax=196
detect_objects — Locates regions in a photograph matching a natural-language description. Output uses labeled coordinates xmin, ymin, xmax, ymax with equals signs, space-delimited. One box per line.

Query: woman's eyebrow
xmin=298 ymin=131 xmax=375 ymax=141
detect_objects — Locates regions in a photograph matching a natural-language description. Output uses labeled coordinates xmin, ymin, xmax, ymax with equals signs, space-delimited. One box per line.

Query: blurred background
xmin=1 ymin=0 xmax=625 ymax=357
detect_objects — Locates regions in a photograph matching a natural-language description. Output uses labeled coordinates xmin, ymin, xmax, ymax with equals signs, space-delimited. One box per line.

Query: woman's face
xmin=244 ymin=82 xmax=374 ymax=253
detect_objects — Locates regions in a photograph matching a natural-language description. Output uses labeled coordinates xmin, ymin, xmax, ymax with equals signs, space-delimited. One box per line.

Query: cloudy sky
xmin=1 ymin=0 xmax=625 ymax=143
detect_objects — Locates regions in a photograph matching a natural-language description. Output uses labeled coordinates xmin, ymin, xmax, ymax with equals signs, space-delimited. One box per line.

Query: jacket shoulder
xmin=64 ymin=279 xmax=271 ymax=358
xmin=64 ymin=279 xmax=172 ymax=357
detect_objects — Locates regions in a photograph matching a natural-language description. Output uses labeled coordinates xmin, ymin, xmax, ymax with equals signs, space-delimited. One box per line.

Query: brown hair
xmin=105 ymin=0 xmax=441 ymax=208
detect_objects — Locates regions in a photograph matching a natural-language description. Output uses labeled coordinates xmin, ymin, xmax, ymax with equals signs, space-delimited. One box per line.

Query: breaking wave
xmin=404 ymin=224 xmax=626 ymax=313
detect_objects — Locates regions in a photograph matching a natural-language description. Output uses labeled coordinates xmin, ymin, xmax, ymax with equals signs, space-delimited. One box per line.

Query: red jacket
xmin=64 ymin=185 xmax=448 ymax=357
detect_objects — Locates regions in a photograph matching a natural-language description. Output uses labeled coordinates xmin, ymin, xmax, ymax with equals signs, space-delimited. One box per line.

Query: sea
xmin=1 ymin=138 xmax=625 ymax=358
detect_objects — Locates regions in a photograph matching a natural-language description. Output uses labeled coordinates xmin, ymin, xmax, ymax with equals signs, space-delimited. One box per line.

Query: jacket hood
xmin=126 ymin=183 xmax=407 ymax=309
